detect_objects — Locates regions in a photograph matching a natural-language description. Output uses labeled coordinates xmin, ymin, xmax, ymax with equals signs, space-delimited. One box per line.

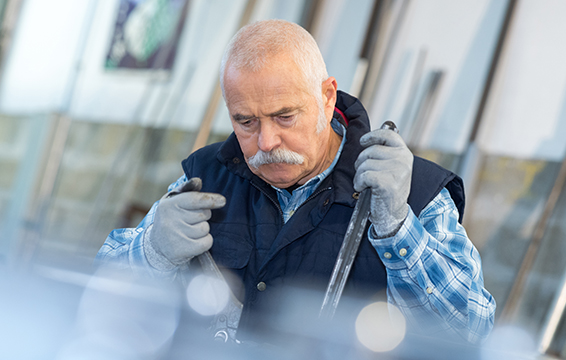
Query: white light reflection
xmin=481 ymin=325 xmax=536 ymax=360
xmin=57 ymin=267 xmax=181 ymax=359
xmin=186 ymin=274 xmax=230 ymax=316
xmin=355 ymin=301 xmax=406 ymax=352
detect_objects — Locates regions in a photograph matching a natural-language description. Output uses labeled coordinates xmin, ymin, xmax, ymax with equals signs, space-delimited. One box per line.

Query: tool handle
xmin=319 ymin=121 xmax=398 ymax=320
xmin=319 ymin=188 xmax=372 ymax=319
xmin=168 ymin=179 xmax=243 ymax=342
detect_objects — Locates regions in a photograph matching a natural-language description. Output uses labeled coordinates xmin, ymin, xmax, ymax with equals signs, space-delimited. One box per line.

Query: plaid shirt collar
xmin=272 ymin=118 xmax=346 ymax=223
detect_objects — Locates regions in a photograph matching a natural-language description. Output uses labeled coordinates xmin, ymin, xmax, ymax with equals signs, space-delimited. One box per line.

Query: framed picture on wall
xmin=105 ymin=0 xmax=189 ymax=71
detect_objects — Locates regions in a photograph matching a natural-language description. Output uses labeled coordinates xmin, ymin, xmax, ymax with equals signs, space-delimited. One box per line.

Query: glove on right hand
xmin=146 ymin=177 xmax=226 ymax=267
xmin=353 ymin=128 xmax=413 ymax=238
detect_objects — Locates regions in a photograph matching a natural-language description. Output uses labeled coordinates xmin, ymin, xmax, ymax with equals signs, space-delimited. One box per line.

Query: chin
xmin=262 ymin=175 xmax=297 ymax=189
xmin=258 ymin=164 xmax=301 ymax=188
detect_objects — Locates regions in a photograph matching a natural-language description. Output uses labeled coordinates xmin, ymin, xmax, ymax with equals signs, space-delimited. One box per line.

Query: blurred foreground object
xmin=0 ymin=263 xmax=543 ymax=360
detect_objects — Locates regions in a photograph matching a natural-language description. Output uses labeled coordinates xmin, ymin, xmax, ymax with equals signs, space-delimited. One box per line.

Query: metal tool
xmin=168 ymin=179 xmax=243 ymax=343
xmin=319 ymin=121 xmax=399 ymax=320
xmin=197 ymin=251 xmax=243 ymax=343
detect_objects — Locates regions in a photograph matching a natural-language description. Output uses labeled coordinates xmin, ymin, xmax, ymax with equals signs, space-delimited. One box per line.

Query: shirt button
xmin=399 ymin=248 xmax=407 ymax=257
xmin=352 ymin=192 xmax=360 ymax=200
xmin=383 ymin=252 xmax=392 ymax=259
xmin=257 ymin=282 xmax=266 ymax=291
xmin=323 ymin=198 xmax=330 ymax=206
xmin=232 ymin=157 xmax=240 ymax=164
xmin=426 ymin=287 xmax=433 ymax=294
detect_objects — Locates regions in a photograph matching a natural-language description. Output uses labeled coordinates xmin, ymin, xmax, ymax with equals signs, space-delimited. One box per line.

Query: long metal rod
xmin=539 ymin=264 xmax=566 ymax=353
xmin=320 ymin=121 xmax=398 ymax=320
xmin=499 ymin=154 xmax=566 ymax=324
xmin=398 ymin=48 xmax=426 ymax=139
xmin=456 ymin=0 xmax=518 ymax=200
xmin=406 ymin=70 xmax=444 ymax=148
xmin=319 ymin=188 xmax=372 ymax=320
xmin=360 ymin=0 xmax=411 ymax=106
xmin=344 ymin=0 xmax=382 ymax=97
xmin=466 ymin=0 xmax=518 ymax=146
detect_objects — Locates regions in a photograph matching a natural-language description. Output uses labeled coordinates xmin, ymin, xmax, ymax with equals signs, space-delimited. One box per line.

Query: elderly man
xmin=97 ymin=19 xmax=495 ymax=344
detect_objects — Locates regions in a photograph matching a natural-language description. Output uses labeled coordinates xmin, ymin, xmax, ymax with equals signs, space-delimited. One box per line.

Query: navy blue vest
xmin=181 ymin=91 xmax=464 ymax=339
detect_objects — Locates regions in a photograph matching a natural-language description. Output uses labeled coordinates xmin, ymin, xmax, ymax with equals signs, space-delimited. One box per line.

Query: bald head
xmin=220 ymin=20 xmax=340 ymax=188
xmin=220 ymin=20 xmax=328 ymax=99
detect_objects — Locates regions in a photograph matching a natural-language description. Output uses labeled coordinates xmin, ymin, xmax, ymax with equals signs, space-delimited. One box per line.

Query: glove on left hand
xmin=353 ymin=128 xmax=413 ymax=237
xmin=145 ymin=177 xmax=226 ymax=270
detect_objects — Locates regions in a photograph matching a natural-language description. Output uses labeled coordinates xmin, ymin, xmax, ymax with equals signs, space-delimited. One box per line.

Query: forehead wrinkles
xmin=226 ymin=56 xmax=313 ymax=94
xmin=226 ymin=71 xmax=311 ymax=117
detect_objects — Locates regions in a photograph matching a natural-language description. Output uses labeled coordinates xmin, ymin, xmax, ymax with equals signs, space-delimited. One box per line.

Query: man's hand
xmin=146 ymin=177 xmax=226 ymax=268
xmin=353 ymin=129 xmax=413 ymax=238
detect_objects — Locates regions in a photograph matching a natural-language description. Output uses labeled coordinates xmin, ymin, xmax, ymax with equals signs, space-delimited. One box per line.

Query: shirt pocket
xmin=210 ymin=230 xmax=252 ymax=270
xmin=209 ymin=230 xmax=252 ymax=302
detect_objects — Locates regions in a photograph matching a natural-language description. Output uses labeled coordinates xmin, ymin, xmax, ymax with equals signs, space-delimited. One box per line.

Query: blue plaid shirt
xmin=273 ymin=118 xmax=346 ymax=223
xmin=368 ymin=188 xmax=495 ymax=343
xmin=97 ymin=135 xmax=495 ymax=344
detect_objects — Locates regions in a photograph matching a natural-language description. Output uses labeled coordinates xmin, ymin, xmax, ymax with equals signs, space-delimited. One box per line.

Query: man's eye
xmin=277 ymin=115 xmax=295 ymax=123
xmin=240 ymin=118 xmax=256 ymax=127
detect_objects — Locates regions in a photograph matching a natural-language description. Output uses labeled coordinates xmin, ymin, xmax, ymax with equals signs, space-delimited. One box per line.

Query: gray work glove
xmin=144 ymin=177 xmax=226 ymax=270
xmin=353 ymin=129 xmax=413 ymax=238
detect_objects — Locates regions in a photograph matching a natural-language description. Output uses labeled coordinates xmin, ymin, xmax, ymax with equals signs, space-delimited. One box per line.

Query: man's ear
xmin=321 ymin=77 xmax=338 ymax=119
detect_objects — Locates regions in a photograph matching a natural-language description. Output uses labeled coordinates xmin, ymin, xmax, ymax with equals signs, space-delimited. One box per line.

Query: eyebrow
xmin=231 ymin=107 xmax=298 ymax=122
xmin=232 ymin=113 xmax=254 ymax=122
xmin=267 ymin=107 xmax=296 ymax=117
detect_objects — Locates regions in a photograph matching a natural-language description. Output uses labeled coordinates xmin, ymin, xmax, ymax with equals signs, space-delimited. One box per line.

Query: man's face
xmin=223 ymin=56 xmax=338 ymax=189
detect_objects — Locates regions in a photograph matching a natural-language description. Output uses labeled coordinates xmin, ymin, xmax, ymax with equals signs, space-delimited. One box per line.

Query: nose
xmin=257 ymin=120 xmax=281 ymax=152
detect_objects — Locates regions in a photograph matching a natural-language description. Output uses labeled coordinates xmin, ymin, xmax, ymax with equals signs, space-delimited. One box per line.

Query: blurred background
xmin=1 ymin=0 xmax=566 ymax=358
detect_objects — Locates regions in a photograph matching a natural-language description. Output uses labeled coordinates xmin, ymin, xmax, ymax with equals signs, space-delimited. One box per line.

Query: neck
xmin=297 ymin=127 xmax=342 ymax=185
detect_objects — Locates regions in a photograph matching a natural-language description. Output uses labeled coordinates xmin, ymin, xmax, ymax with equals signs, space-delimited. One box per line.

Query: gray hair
xmin=220 ymin=19 xmax=329 ymax=99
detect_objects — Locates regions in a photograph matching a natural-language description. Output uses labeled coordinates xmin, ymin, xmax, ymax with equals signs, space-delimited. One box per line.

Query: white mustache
xmin=247 ymin=148 xmax=305 ymax=168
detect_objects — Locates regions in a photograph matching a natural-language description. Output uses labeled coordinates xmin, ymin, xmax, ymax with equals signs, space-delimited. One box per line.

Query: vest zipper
xmin=250 ymin=181 xmax=285 ymax=224
xmin=294 ymin=186 xmax=332 ymax=215
xmin=306 ymin=186 xmax=332 ymax=202
xmin=251 ymin=182 xmax=333 ymax=224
